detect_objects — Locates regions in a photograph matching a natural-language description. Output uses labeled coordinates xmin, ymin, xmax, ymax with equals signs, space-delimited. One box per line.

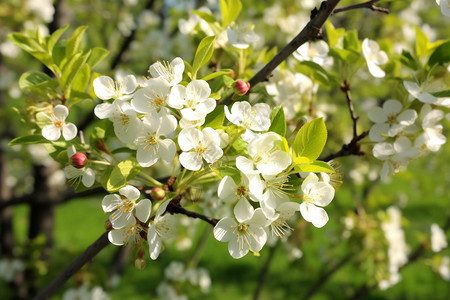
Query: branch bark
xmin=222 ymin=0 xmax=342 ymax=105
xmin=332 ymin=0 xmax=389 ymax=15
xmin=34 ymin=232 xmax=110 ymax=300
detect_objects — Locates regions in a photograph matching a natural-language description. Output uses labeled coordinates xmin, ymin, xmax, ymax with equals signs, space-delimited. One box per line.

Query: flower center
xmin=54 ymin=120 xmax=64 ymax=128
xmin=154 ymin=97 xmax=164 ymax=106
xmin=235 ymin=185 xmax=248 ymax=198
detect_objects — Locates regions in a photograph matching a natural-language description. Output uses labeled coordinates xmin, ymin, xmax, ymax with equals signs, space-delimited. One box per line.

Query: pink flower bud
xmin=150 ymin=187 xmax=165 ymax=201
xmin=70 ymin=152 xmax=87 ymax=169
xmin=233 ymin=80 xmax=250 ymax=96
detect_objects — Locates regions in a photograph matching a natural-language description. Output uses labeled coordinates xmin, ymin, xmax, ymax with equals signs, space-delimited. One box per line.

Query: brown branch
xmin=320 ymin=131 xmax=368 ymax=162
xmin=332 ymin=0 xmax=389 ymax=15
xmin=341 ymin=80 xmax=359 ymax=139
xmin=167 ymin=201 xmax=218 ymax=226
xmin=34 ymin=232 xmax=110 ymax=300
xmin=222 ymin=0 xmax=342 ymax=105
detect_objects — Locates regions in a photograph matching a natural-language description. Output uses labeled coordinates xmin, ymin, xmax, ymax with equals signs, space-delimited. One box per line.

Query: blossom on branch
xmin=41 ymin=105 xmax=77 ymax=141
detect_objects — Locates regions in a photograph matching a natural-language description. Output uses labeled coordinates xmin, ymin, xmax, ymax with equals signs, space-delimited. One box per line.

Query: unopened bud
xmin=95 ymin=139 xmax=111 ymax=155
xmin=137 ymin=248 xmax=145 ymax=259
xmin=233 ymin=80 xmax=250 ymax=96
xmin=70 ymin=152 xmax=87 ymax=169
xmin=150 ymin=187 xmax=165 ymax=201
xmin=104 ymin=219 xmax=113 ymax=231
xmin=134 ymin=257 xmax=146 ymax=270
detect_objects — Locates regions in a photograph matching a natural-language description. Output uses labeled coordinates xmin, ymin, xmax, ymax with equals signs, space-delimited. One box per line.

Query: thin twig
xmin=222 ymin=0 xmax=342 ymax=105
xmin=34 ymin=232 xmax=110 ymax=300
xmin=320 ymin=131 xmax=368 ymax=162
xmin=341 ymin=80 xmax=359 ymax=139
xmin=253 ymin=243 xmax=278 ymax=300
xmin=167 ymin=201 xmax=219 ymax=226
xmin=332 ymin=0 xmax=389 ymax=15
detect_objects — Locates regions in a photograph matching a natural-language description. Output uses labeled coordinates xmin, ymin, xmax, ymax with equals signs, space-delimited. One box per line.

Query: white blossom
xmin=108 ymin=217 xmax=145 ymax=246
xmin=415 ymin=104 xmax=446 ymax=152
xmin=218 ymin=173 xmax=258 ymax=204
xmin=147 ymin=200 xmax=177 ymax=260
xmin=149 ymin=57 xmax=184 ymax=86
xmin=102 ymin=185 xmax=151 ymax=229
xmin=437 ymin=0 xmax=450 ymax=17
xmin=439 ymin=256 xmax=450 ymax=281
xmin=368 ymin=99 xmax=417 ymax=142
xmin=299 ymin=173 xmax=335 ymax=228
xmin=226 ymin=24 xmax=260 ymax=49
xmin=225 ymin=101 xmax=271 ymax=141
xmin=213 ymin=198 xmax=268 ymax=259
xmin=168 ymin=80 xmax=216 ymax=122
xmin=293 ymin=40 xmax=330 ymax=66
xmin=93 ymin=75 xmax=137 ymax=101
xmin=135 ymin=111 xmax=177 ymax=167
xmin=178 ymin=127 xmax=223 ymax=171
xmin=131 ymin=78 xmax=170 ymax=113
xmin=362 ymin=38 xmax=388 ymax=78
xmin=236 ymin=132 xmax=291 ymax=176
xmin=431 ymin=223 xmax=448 ymax=252
xmin=41 ymin=105 xmax=77 ymax=141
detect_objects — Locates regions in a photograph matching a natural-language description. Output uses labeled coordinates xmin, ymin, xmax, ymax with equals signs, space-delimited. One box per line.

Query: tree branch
xmin=222 ymin=0 xmax=342 ymax=105
xmin=332 ymin=0 xmax=389 ymax=15
xmin=341 ymin=80 xmax=359 ymax=139
xmin=34 ymin=232 xmax=110 ymax=300
xmin=167 ymin=201 xmax=218 ymax=226
xmin=320 ymin=131 xmax=368 ymax=162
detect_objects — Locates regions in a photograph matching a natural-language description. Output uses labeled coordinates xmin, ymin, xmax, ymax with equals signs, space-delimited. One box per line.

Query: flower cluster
xmin=378 ymin=207 xmax=409 ymax=290
xmin=370 ymin=85 xmax=447 ymax=179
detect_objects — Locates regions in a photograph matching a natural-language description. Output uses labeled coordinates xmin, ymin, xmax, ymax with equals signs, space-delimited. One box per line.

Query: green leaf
xmin=106 ymin=158 xmax=142 ymax=192
xmin=192 ymin=36 xmax=215 ymax=78
xmin=212 ymin=165 xmax=240 ymax=182
xmin=399 ymin=50 xmax=419 ymax=70
xmin=269 ymin=106 xmax=286 ymax=136
xmin=193 ymin=10 xmax=217 ymax=23
xmin=324 ymin=21 xmax=345 ymax=47
xmin=343 ymin=30 xmax=360 ymax=52
xmin=220 ymin=0 xmax=242 ymax=27
xmin=201 ymin=69 xmax=232 ymax=81
xmin=204 ymin=105 xmax=225 ymax=129
xmin=86 ymin=47 xmax=109 ymax=68
xmin=65 ymin=25 xmax=87 ymax=59
xmin=428 ymin=41 xmax=450 ymax=67
xmin=431 ymin=89 xmax=450 ymax=97
xmin=47 ymin=24 xmax=69 ymax=53
xmin=8 ymin=135 xmax=50 ymax=146
xmin=328 ymin=48 xmax=359 ymax=64
xmin=292 ymin=118 xmax=327 ymax=161
xmin=415 ymin=26 xmax=429 ymax=58
xmin=61 ymin=51 xmax=91 ymax=99
xmin=71 ymin=63 xmax=91 ymax=92
xmin=295 ymin=161 xmax=334 ymax=173
xmin=19 ymin=71 xmax=51 ymax=90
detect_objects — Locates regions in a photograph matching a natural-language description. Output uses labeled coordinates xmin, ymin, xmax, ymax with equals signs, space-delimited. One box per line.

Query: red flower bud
xmin=150 ymin=187 xmax=166 ymax=201
xmin=70 ymin=152 xmax=87 ymax=169
xmin=233 ymin=80 xmax=250 ymax=96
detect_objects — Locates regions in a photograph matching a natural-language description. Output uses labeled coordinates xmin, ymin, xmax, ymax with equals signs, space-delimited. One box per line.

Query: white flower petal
xmin=234 ymin=198 xmax=254 ymax=223
xmin=119 ymin=185 xmax=141 ymax=201
xmin=147 ymin=225 xmax=162 ymax=260
xmin=213 ymin=218 xmax=236 ymax=242
xmin=218 ymin=176 xmax=238 ymax=203
xmin=300 ymin=202 xmax=329 ymax=228
xmin=62 ymin=123 xmax=77 ymax=141
xmin=179 ymin=151 xmax=203 ymax=171
xmin=42 ymin=125 xmax=61 ymax=141
xmin=93 ymin=76 xmax=115 ymax=100
xmin=135 ymin=199 xmax=151 ymax=223
xmin=102 ymin=194 xmax=121 ymax=212
xmin=82 ymin=168 xmax=95 ymax=187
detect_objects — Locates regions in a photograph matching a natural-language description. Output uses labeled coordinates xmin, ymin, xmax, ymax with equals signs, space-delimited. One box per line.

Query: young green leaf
xmin=65 ymin=25 xmax=88 ymax=59
xmin=18 ymin=71 xmax=51 ymax=90
xmin=269 ymin=106 xmax=286 ymax=136
xmin=86 ymin=47 xmax=109 ymax=68
xmin=106 ymin=158 xmax=141 ymax=192
xmin=292 ymin=118 xmax=327 ymax=161
xmin=204 ymin=105 xmax=225 ymax=129
xmin=428 ymin=40 xmax=450 ymax=67
xmin=192 ymin=35 xmax=215 ymax=78
xmin=8 ymin=135 xmax=50 ymax=146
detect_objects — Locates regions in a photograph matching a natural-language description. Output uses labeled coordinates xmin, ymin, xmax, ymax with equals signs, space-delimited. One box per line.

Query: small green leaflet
xmin=292 ymin=118 xmax=327 ymax=161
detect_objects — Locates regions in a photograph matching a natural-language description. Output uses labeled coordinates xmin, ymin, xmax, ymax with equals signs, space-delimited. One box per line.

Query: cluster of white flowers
xmin=156 ymin=261 xmax=211 ymax=300
xmin=370 ymin=85 xmax=448 ymax=179
xmin=88 ymin=55 xmax=338 ymax=260
xmin=378 ymin=207 xmax=409 ymax=290
xmin=214 ymin=133 xmax=336 ymax=258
